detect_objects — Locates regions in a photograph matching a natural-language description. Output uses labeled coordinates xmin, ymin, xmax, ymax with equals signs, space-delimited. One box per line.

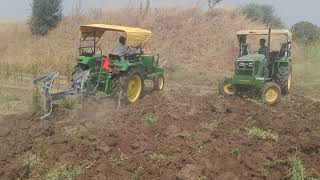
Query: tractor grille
xmin=236 ymin=61 xmax=254 ymax=76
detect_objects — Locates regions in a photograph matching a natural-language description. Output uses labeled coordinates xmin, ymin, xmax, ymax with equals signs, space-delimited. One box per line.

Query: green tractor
xmin=33 ymin=24 xmax=165 ymax=119
xmin=219 ymin=29 xmax=293 ymax=105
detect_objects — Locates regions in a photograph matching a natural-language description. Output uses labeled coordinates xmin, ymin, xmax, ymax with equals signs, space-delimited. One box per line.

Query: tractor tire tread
xmin=276 ymin=65 xmax=291 ymax=94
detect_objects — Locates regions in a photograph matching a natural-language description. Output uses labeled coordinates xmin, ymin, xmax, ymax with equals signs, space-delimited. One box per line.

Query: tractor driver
xmin=111 ymin=36 xmax=128 ymax=57
xmin=258 ymin=39 xmax=268 ymax=57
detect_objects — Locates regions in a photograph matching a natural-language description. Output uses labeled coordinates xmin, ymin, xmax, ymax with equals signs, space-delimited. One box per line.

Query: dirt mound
xmin=0 ymin=85 xmax=319 ymax=179
xmin=0 ymin=7 xmax=264 ymax=75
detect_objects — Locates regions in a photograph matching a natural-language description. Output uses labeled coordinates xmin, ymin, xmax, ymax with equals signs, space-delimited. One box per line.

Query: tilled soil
xmin=0 ymin=85 xmax=319 ymax=180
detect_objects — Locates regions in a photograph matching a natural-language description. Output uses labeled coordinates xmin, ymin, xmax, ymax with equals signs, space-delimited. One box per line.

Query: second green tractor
xmin=219 ymin=29 xmax=293 ymax=105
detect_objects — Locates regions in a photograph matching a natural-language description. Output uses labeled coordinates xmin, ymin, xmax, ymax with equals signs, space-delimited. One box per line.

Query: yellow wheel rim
xmin=265 ymin=87 xmax=279 ymax=103
xmin=127 ymin=75 xmax=142 ymax=103
xmin=159 ymin=76 xmax=164 ymax=90
xmin=288 ymin=69 xmax=292 ymax=90
xmin=223 ymin=84 xmax=236 ymax=95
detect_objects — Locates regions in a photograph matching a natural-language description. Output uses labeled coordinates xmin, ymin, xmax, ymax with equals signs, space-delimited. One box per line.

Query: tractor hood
xmin=237 ymin=54 xmax=265 ymax=62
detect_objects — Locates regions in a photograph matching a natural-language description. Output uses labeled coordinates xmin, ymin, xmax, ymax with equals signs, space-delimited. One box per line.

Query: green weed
xmin=32 ymin=87 xmax=42 ymax=112
xmin=290 ymin=158 xmax=305 ymax=180
xmin=149 ymin=153 xmax=167 ymax=162
xmin=27 ymin=154 xmax=42 ymax=168
xmin=130 ymin=166 xmax=143 ymax=180
xmin=247 ymin=127 xmax=278 ymax=141
xmin=197 ymin=176 xmax=207 ymax=180
xmin=62 ymin=126 xmax=79 ymax=137
xmin=264 ymin=158 xmax=317 ymax=180
xmin=44 ymin=165 xmax=82 ymax=180
xmin=119 ymin=152 xmax=129 ymax=162
xmin=24 ymin=153 xmax=46 ymax=178
xmin=231 ymin=148 xmax=241 ymax=157
xmin=143 ymin=113 xmax=158 ymax=124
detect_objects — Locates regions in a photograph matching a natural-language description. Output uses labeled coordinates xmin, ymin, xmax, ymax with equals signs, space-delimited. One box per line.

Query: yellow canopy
xmin=80 ymin=24 xmax=152 ymax=46
xmin=237 ymin=29 xmax=292 ymax=41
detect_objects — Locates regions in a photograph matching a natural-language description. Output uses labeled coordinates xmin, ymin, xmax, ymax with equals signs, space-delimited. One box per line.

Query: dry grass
xmin=0 ymin=5 xmax=266 ymax=115
xmin=0 ymin=6 xmax=264 ymax=77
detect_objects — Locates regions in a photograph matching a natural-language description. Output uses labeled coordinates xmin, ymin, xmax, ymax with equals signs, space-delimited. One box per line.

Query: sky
xmin=0 ymin=0 xmax=319 ymax=27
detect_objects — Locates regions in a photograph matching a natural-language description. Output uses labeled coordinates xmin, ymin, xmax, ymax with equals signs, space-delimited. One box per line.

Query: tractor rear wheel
xmin=154 ymin=74 xmax=164 ymax=91
xmin=276 ymin=64 xmax=292 ymax=94
xmin=219 ymin=78 xmax=237 ymax=96
xmin=261 ymin=82 xmax=281 ymax=105
xmin=120 ymin=68 xmax=144 ymax=103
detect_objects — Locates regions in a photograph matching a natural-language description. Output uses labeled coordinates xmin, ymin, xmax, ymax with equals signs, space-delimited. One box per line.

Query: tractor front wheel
xmin=261 ymin=82 xmax=281 ymax=105
xmin=154 ymin=74 xmax=164 ymax=91
xmin=120 ymin=68 xmax=144 ymax=103
xmin=219 ymin=78 xmax=237 ymax=96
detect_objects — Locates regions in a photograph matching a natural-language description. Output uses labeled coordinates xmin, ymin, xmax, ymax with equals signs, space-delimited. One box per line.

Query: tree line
xmin=240 ymin=3 xmax=320 ymax=44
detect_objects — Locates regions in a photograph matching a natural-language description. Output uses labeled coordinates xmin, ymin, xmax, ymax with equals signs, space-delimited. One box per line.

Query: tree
xmin=208 ymin=0 xmax=223 ymax=8
xmin=145 ymin=0 xmax=151 ymax=14
xmin=30 ymin=0 xmax=63 ymax=36
xmin=139 ymin=0 xmax=151 ymax=16
xmin=292 ymin=21 xmax=320 ymax=43
xmin=241 ymin=3 xmax=284 ymax=27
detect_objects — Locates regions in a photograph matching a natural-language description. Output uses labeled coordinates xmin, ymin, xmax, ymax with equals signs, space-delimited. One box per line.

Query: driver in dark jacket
xmin=258 ymin=39 xmax=268 ymax=57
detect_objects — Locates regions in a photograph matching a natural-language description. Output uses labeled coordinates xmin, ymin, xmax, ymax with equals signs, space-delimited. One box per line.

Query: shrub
xmin=208 ymin=0 xmax=223 ymax=8
xmin=30 ymin=0 xmax=63 ymax=36
xmin=292 ymin=21 xmax=320 ymax=43
xmin=241 ymin=3 xmax=284 ymax=27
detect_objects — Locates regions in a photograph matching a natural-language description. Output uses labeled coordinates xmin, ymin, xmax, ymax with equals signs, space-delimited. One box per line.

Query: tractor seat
xmin=109 ymin=54 xmax=121 ymax=61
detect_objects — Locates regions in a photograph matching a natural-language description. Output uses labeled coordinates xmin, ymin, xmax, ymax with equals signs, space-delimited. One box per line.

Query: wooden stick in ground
xmin=30 ymin=112 xmax=41 ymax=121
xmin=239 ymin=113 xmax=257 ymax=129
xmin=86 ymin=160 xmax=96 ymax=169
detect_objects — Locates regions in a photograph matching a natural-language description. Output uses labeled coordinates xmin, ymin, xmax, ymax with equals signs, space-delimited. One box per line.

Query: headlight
xmin=239 ymin=62 xmax=245 ymax=67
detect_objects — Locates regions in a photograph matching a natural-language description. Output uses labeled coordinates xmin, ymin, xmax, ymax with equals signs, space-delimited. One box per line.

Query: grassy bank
xmin=0 ymin=6 xmax=263 ymax=77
